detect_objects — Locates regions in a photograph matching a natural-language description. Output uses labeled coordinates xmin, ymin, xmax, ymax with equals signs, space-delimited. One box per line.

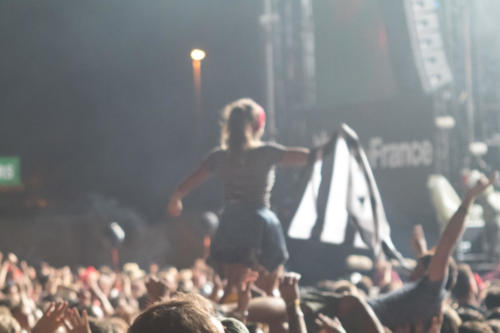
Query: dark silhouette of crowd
xmin=0 ymin=175 xmax=500 ymax=332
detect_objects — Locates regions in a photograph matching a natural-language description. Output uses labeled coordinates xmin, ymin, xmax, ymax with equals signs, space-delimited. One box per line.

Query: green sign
xmin=0 ymin=157 xmax=21 ymax=186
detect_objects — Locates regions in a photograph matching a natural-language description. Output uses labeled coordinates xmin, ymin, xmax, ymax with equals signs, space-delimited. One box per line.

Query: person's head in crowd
xmin=1 ymin=283 xmax=20 ymax=307
xmin=489 ymin=307 xmax=500 ymax=320
xmin=158 ymin=266 xmax=179 ymax=292
xmin=441 ymin=306 xmax=461 ymax=333
xmin=0 ymin=313 xmax=21 ymax=333
xmin=178 ymin=270 xmax=195 ymax=293
xmin=452 ymin=264 xmax=479 ymax=306
xmin=485 ymin=287 xmax=500 ymax=310
xmin=457 ymin=307 xmax=485 ymax=323
xmin=78 ymin=289 xmax=92 ymax=309
xmin=10 ymin=305 xmax=35 ymax=331
xmin=89 ymin=317 xmax=129 ymax=333
xmin=220 ymin=98 xmax=266 ymax=152
xmin=89 ymin=318 xmax=114 ymax=333
xmin=334 ymin=280 xmax=359 ymax=295
xmin=409 ymin=252 xmax=457 ymax=290
xmin=488 ymin=319 xmax=500 ymax=333
xmin=378 ymin=281 xmax=402 ymax=295
xmin=0 ymin=302 xmax=11 ymax=312
xmin=109 ymin=317 xmax=129 ymax=333
xmin=459 ymin=320 xmax=494 ymax=333
xmin=97 ymin=271 xmax=114 ymax=296
xmin=192 ymin=259 xmax=210 ymax=290
xmin=221 ymin=318 xmax=249 ymax=333
xmin=0 ymin=308 xmax=9 ymax=317
xmin=355 ymin=275 xmax=373 ymax=298
xmin=128 ymin=293 xmax=223 ymax=333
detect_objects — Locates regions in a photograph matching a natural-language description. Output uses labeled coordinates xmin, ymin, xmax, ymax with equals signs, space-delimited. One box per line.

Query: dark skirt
xmin=208 ymin=204 xmax=289 ymax=273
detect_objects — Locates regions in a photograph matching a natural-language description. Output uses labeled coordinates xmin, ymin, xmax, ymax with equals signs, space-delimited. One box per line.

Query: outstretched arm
xmin=280 ymin=147 xmax=311 ymax=167
xmin=167 ymin=165 xmax=211 ymax=217
xmin=279 ymin=135 xmax=336 ymax=167
xmin=428 ymin=173 xmax=495 ymax=282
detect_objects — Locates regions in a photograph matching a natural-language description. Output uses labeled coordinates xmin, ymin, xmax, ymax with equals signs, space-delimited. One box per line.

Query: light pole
xmin=190 ymin=49 xmax=206 ymax=152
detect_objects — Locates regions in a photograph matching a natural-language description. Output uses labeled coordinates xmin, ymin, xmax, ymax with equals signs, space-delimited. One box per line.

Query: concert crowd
xmin=1 ymin=180 xmax=500 ymax=333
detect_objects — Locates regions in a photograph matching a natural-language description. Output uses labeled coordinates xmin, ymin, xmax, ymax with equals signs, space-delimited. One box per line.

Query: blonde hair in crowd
xmin=220 ymin=98 xmax=265 ymax=152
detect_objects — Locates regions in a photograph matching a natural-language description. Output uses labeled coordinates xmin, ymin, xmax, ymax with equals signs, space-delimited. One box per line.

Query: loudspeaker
xmin=404 ymin=0 xmax=452 ymax=92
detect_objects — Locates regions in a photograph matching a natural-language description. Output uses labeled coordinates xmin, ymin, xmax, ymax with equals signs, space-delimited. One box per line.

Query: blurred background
xmin=1 ymin=0 xmax=500 ymax=281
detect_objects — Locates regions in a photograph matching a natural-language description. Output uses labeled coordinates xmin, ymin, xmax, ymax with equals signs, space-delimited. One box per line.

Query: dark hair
xmin=452 ymin=264 xmax=475 ymax=301
xmin=457 ymin=308 xmax=485 ymax=323
xmin=220 ymin=98 xmax=264 ymax=152
xmin=417 ymin=254 xmax=457 ymax=291
xmin=221 ymin=318 xmax=249 ymax=333
xmin=128 ymin=294 xmax=219 ymax=333
xmin=441 ymin=307 xmax=460 ymax=333
xmin=486 ymin=288 xmax=500 ymax=310
xmin=488 ymin=307 xmax=500 ymax=320
xmin=355 ymin=276 xmax=373 ymax=296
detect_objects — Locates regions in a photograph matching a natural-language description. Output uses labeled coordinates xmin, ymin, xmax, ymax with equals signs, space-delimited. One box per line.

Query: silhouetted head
xmin=128 ymin=293 xmax=223 ymax=333
xmin=220 ymin=98 xmax=266 ymax=152
xmin=409 ymin=253 xmax=457 ymax=291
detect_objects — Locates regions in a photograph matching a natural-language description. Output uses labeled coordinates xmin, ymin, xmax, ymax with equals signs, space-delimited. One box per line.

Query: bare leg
xmin=248 ymin=296 xmax=288 ymax=333
xmin=219 ymin=263 xmax=248 ymax=304
xmin=255 ymin=265 xmax=283 ymax=296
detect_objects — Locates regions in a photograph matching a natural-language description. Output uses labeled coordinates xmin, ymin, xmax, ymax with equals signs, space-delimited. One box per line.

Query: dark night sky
xmin=0 ymin=0 xmax=266 ymax=216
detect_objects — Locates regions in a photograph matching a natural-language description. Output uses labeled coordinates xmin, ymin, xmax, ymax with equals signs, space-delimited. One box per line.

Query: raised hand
xmin=279 ymin=272 xmax=301 ymax=306
xmin=167 ymin=195 xmax=183 ymax=217
xmin=466 ymin=172 xmax=496 ymax=200
xmin=315 ymin=313 xmax=347 ymax=333
xmin=7 ymin=252 xmax=18 ymax=264
xmin=32 ymin=301 xmax=68 ymax=333
xmin=64 ymin=308 xmax=91 ymax=333
xmin=236 ymin=268 xmax=259 ymax=314
xmin=146 ymin=276 xmax=170 ymax=303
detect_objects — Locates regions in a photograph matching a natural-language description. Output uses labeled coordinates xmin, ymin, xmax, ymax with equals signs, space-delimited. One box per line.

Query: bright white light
xmin=469 ymin=142 xmax=488 ymax=156
xmin=434 ymin=116 xmax=455 ymax=129
xmin=190 ymin=49 xmax=206 ymax=61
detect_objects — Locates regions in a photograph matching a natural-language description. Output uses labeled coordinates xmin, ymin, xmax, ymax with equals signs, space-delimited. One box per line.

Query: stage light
xmin=190 ymin=49 xmax=206 ymax=61
xmin=469 ymin=142 xmax=488 ymax=156
xmin=434 ymin=115 xmax=455 ymax=129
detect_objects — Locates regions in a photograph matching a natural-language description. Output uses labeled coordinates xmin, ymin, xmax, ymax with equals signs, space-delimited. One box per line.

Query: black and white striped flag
xmin=288 ymin=124 xmax=399 ymax=258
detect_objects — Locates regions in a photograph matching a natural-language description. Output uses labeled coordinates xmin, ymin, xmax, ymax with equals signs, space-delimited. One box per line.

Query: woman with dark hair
xmin=168 ymin=98 xmax=323 ymax=301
